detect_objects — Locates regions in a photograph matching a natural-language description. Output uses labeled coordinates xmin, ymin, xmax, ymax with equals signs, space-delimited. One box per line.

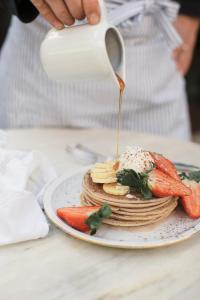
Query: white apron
xmin=0 ymin=0 xmax=191 ymax=140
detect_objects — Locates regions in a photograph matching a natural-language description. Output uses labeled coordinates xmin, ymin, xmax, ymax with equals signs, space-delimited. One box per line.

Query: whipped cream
xmin=119 ymin=146 xmax=154 ymax=173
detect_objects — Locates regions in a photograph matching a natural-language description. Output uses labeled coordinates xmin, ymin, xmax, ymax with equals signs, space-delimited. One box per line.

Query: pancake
xmin=81 ymin=193 xmax=177 ymax=215
xmin=83 ymin=173 xmax=173 ymax=209
xmin=80 ymin=193 xmax=120 ymax=212
xmin=102 ymin=209 xmax=175 ymax=227
xmin=88 ymin=198 xmax=176 ymax=216
xmin=110 ymin=201 xmax=177 ymax=221
xmin=81 ymin=193 xmax=177 ymax=224
xmin=82 ymin=191 xmax=174 ymax=209
xmin=81 ymin=170 xmax=178 ymax=228
xmin=119 ymin=199 xmax=175 ymax=213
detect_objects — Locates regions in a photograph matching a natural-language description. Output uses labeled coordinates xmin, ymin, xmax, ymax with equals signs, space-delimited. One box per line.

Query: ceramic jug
xmin=40 ymin=0 xmax=125 ymax=88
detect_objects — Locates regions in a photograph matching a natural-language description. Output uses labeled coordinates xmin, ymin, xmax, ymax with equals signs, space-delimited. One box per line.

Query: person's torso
xmin=0 ymin=1 xmax=191 ymax=140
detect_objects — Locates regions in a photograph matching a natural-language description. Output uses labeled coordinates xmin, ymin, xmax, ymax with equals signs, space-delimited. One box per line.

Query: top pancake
xmin=82 ymin=171 xmax=176 ymax=208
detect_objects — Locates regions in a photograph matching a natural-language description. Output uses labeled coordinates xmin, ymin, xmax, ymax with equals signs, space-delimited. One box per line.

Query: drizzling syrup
xmin=115 ymin=74 xmax=125 ymax=161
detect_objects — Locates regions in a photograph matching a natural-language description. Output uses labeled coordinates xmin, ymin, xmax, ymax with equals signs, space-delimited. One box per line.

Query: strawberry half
xmin=181 ymin=179 xmax=200 ymax=219
xmin=57 ymin=204 xmax=111 ymax=234
xmin=148 ymin=169 xmax=191 ymax=198
xmin=150 ymin=152 xmax=180 ymax=180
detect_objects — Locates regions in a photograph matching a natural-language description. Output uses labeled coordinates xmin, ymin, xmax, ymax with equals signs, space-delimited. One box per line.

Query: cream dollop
xmin=119 ymin=146 xmax=154 ymax=173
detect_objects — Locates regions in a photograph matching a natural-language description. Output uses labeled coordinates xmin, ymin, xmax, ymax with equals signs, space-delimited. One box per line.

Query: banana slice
xmin=92 ymin=177 xmax=117 ymax=184
xmin=91 ymin=171 xmax=116 ymax=179
xmin=91 ymin=161 xmax=118 ymax=184
xmin=95 ymin=162 xmax=114 ymax=169
xmin=103 ymin=183 xmax=130 ymax=196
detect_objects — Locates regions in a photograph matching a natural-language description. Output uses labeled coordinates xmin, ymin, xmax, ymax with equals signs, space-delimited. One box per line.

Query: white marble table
xmin=1 ymin=128 xmax=200 ymax=300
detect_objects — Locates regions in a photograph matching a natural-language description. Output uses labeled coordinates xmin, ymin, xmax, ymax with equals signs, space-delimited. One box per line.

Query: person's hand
xmin=31 ymin=0 xmax=100 ymax=29
xmin=173 ymin=15 xmax=200 ymax=76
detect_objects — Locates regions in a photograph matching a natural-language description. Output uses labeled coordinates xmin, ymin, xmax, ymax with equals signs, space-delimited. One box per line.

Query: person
xmin=0 ymin=0 xmax=199 ymax=140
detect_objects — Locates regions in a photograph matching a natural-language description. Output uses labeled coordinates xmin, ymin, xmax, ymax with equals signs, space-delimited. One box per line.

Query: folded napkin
xmin=0 ymin=136 xmax=57 ymax=245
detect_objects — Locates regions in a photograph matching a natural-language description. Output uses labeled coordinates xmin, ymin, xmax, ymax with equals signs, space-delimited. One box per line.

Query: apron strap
xmin=107 ymin=0 xmax=182 ymax=49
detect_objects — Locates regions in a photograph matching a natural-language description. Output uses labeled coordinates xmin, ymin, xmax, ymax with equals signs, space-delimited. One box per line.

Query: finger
xmin=172 ymin=48 xmax=183 ymax=72
xmin=82 ymin=0 xmax=100 ymax=25
xmin=176 ymin=50 xmax=192 ymax=76
xmin=172 ymin=49 xmax=179 ymax=60
xmin=46 ymin=0 xmax=75 ymax=26
xmin=177 ymin=55 xmax=187 ymax=75
xmin=65 ymin=0 xmax=85 ymax=20
xmin=182 ymin=43 xmax=190 ymax=53
xmin=181 ymin=52 xmax=193 ymax=75
xmin=31 ymin=0 xmax=64 ymax=29
xmin=172 ymin=47 xmax=182 ymax=60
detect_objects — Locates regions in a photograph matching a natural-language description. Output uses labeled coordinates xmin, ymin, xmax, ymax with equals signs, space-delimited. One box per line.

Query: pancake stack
xmin=81 ymin=172 xmax=178 ymax=227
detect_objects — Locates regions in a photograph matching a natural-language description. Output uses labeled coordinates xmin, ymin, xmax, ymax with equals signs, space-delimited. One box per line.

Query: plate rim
xmin=43 ymin=165 xmax=200 ymax=249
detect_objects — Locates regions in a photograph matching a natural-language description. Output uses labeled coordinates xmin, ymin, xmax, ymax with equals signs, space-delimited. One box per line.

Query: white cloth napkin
xmin=0 ymin=136 xmax=57 ymax=245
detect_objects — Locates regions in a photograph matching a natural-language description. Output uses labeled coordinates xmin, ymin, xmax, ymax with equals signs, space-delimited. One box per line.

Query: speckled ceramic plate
xmin=43 ymin=164 xmax=200 ymax=249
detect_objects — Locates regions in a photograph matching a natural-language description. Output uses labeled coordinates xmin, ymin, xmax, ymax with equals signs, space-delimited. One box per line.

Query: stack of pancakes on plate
xmin=81 ymin=172 xmax=178 ymax=227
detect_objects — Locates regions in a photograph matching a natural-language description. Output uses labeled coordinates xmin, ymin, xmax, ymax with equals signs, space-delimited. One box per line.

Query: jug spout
xmin=105 ymin=26 xmax=126 ymax=87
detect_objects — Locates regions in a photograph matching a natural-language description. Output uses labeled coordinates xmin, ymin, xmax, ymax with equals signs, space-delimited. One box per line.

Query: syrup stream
xmin=115 ymin=74 xmax=125 ymax=161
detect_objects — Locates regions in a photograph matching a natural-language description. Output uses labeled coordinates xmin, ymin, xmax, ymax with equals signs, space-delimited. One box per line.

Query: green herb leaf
xmin=99 ymin=204 xmax=112 ymax=218
xmin=140 ymin=174 xmax=153 ymax=199
xmin=117 ymin=169 xmax=141 ymax=188
xmin=179 ymin=172 xmax=189 ymax=180
xmin=116 ymin=169 xmax=152 ymax=200
xmin=179 ymin=170 xmax=200 ymax=183
xmin=146 ymin=162 xmax=156 ymax=174
xmin=85 ymin=204 xmax=112 ymax=235
xmin=188 ymin=171 xmax=200 ymax=183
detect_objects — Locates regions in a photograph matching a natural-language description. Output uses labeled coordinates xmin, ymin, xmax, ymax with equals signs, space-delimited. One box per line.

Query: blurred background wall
xmin=0 ymin=10 xmax=199 ymax=140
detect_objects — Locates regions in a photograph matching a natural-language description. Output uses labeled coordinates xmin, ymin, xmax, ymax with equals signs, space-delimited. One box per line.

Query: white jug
xmin=40 ymin=0 xmax=125 ymax=88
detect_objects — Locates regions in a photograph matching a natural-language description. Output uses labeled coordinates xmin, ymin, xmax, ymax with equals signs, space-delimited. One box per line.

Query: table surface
xmin=1 ymin=128 xmax=200 ymax=300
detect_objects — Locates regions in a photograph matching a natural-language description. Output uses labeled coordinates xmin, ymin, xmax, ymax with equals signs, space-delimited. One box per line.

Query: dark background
xmin=0 ymin=9 xmax=200 ymax=137
xmin=0 ymin=8 xmax=11 ymax=50
xmin=186 ymin=33 xmax=200 ymax=136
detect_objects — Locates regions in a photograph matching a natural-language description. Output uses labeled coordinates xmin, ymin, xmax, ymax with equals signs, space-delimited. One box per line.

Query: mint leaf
xmin=188 ymin=171 xmax=200 ymax=183
xmin=179 ymin=170 xmax=200 ymax=183
xmin=86 ymin=214 xmax=101 ymax=235
xmin=117 ymin=169 xmax=152 ymax=200
xmin=99 ymin=204 xmax=112 ymax=218
xmin=140 ymin=174 xmax=153 ymax=199
xmin=117 ymin=169 xmax=141 ymax=190
xmin=85 ymin=204 xmax=112 ymax=235
xmin=179 ymin=172 xmax=189 ymax=180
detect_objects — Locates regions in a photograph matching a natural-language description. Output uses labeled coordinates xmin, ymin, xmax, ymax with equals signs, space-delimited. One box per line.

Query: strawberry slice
xmin=150 ymin=152 xmax=180 ymax=180
xmin=148 ymin=169 xmax=191 ymax=198
xmin=181 ymin=180 xmax=200 ymax=219
xmin=57 ymin=204 xmax=111 ymax=234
